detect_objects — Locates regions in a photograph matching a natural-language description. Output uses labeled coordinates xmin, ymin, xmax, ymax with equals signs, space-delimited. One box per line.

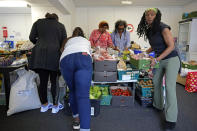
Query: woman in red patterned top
xmin=89 ymin=21 xmax=114 ymax=49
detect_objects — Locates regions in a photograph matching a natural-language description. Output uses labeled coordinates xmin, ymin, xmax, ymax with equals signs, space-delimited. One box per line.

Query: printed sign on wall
xmin=127 ymin=24 xmax=134 ymax=33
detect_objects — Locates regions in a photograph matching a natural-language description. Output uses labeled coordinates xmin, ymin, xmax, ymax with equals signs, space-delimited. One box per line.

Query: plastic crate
xmin=134 ymin=49 xmax=142 ymax=54
xmin=182 ymin=62 xmax=197 ymax=70
xmin=90 ymin=99 xmax=100 ymax=117
xmin=110 ymin=86 xmax=134 ymax=107
xmin=139 ymin=97 xmax=153 ymax=107
xmin=130 ymin=57 xmax=150 ymax=69
xmin=182 ymin=62 xmax=190 ymax=68
xmin=118 ymin=70 xmax=139 ymax=80
xmin=189 ymin=11 xmax=197 ymax=19
xmin=135 ymin=91 xmax=153 ymax=107
xmin=189 ymin=64 xmax=197 ymax=70
xmin=96 ymin=85 xmax=112 ymax=106
xmin=137 ymin=79 xmax=154 ymax=97
xmin=100 ymin=95 xmax=112 ymax=106
xmin=137 ymin=86 xmax=154 ymax=97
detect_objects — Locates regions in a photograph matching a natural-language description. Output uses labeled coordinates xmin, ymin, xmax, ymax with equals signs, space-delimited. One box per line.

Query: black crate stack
xmin=93 ymin=60 xmax=117 ymax=82
xmin=135 ymin=79 xmax=154 ymax=107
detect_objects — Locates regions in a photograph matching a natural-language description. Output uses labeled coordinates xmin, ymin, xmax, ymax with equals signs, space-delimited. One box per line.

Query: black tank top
xmin=147 ymin=22 xmax=178 ymax=60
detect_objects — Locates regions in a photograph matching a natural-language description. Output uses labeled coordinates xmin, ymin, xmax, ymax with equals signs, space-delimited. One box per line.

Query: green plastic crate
xmin=182 ymin=62 xmax=190 ymax=68
xmin=130 ymin=57 xmax=150 ymax=69
xmin=189 ymin=11 xmax=197 ymax=18
xmin=118 ymin=70 xmax=139 ymax=80
xmin=130 ymin=57 xmax=159 ymax=69
xmin=189 ymin=64 xmax=197 ymax=70
xmin=100 ymin=95 xmax=112 ymax=105
xmin=182 ymin=62 xmax=197 ymax=69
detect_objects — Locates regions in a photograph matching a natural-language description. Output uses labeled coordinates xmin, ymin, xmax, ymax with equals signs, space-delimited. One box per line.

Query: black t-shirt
xmin=147 ymin=22 xmax=178 ymax=60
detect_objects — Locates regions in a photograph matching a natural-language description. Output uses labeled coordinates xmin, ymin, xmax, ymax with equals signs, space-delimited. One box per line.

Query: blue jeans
xmin=60 ymin=52 xmax=92 ymax=130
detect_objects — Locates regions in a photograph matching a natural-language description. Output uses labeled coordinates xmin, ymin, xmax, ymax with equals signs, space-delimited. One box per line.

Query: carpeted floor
xmin=0 ymin=84 xmax=197 ymax=131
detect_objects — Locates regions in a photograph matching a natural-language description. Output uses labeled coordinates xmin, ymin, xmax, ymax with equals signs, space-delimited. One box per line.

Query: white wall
xmin=58 ymin=0 xmax=76 ymax=33
xmin=31 ymin=0 xmax=76 ymax=37
xmin=184 ymin=1 xmax=197 ymax=12
xmin=75 ymin=6 xmax=183 ymax=48
xmin=31 ymin=6 xmax=72 ymax=36
xmin=0 ymin=7 xmax=31 ymax=41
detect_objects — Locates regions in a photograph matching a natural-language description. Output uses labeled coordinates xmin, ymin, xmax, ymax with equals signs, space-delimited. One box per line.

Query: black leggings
xmin=35 ymin=69 xmax=58 ymax=105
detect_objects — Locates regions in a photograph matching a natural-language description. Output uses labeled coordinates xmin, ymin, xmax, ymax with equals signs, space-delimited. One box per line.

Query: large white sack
xmin=7 ymin=68 xmax=41 ymax=116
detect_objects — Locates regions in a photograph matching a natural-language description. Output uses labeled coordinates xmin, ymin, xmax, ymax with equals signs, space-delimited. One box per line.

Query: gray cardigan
xmin=29 ymin=18 xmax=67 ymax=71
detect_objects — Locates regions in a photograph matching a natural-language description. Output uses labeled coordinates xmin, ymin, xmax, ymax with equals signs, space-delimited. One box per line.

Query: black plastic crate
xmin=110 ymin=86 xmax=134 ymax=107
xmin=90 ymin=99 xmax=100 ymax=117
xmin=135 ymin=90 xmax=153 ymax=107
xmin=94 ymin=60 xmax=117 ymax=72
xmin=93 ymin=71 xmax=117 ymax=82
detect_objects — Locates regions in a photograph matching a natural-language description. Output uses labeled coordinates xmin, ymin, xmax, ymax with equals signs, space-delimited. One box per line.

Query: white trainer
xmin=52 ymin=103 xmax=64 ymax=114
xmin=58 ymin=103 xmax=64 ymax=110
xmin=40 ymin=103 xmax=53 ymax=112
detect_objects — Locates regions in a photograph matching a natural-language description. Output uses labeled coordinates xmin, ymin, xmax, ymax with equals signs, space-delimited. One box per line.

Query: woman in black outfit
xmin=137 ymin=8 xmax=180 ymax=131
xmin=29 ymin=13 xmax=67 ymax=113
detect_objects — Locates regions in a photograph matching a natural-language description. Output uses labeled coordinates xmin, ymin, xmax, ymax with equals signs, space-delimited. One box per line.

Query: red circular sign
xmin=127 ymin=24 xmax=134 ymax=32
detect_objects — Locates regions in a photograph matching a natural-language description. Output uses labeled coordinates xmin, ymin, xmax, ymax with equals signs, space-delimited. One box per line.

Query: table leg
xmin=133 ymin=82 xmax=136 ymax=104
xmin=3 ymin=72 xmax=11 ymax=109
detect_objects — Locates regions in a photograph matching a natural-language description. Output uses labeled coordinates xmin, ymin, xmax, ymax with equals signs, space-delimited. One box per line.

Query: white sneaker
xmin=52 ymin=103 xmax=64 ymax=114
xmin=52 ymin=105 xmax=59 ymax=114
xmin=58 ymin=103 xmax=64 ymax=110
xmin=72 ymin=120 xmax=80 ymax=130
xmin=40 ymin=103 xmax=53 ymax=112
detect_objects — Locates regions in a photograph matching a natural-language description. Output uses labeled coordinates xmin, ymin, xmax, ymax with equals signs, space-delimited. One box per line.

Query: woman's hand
xmin=150 ymin=57 xmax=159 ymax=68
xmin=114 ymin=46 xmax=120 ymax=52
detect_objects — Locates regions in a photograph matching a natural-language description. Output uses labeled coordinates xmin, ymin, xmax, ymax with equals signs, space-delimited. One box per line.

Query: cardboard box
xmin=93 ymin=71 xmax=117 ymax=82
xmin=94 ymin=60 xmax=117 ymax=72
xmin=176 ymin=74 xmax=186 ymax=86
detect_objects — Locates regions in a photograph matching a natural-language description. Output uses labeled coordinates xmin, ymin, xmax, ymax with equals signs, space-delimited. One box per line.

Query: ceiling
xmin=73 ymin=0 xmax=195 ymax=7
xmin=0 ymin=0 xmax=195 ymax=7
xmin=0 ymin=0 xmax=52 ymax=7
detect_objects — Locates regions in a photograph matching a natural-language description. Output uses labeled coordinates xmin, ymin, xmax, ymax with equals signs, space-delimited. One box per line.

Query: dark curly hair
xmin=72 ymin=27 xmax=85 ymax=37
xmin=137 ymin=8 xmax=161 ymax=41
xmin=114 ymin=20 xmax=127 ymax=33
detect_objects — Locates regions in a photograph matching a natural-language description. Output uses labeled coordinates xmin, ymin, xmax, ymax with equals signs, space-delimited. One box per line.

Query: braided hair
xmin=137 ymin=8 xmax=162 ymax=41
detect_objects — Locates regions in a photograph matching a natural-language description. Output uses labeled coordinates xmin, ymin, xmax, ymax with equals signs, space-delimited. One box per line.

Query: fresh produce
xmin=111 ymin=88 xmax=131 ymax=96
xmin=117 ymin=59 xmax=127 ymax=70
xmin=0 ymin=55 xmax=16 ymax=66
xmin=100 ymin=86 xmax=109 ymax=96
xmin=123 ymin=50 xmax=130 ymax=55
xmin=92 ymin=48 xmax=116 ymax=61
xmin=122 ymin=54 xmax=128 ymax=61
xmin=139 ymin=79 xmax=153 ymax=85
xmin=89 ymin=86 xmax=102 ymax=99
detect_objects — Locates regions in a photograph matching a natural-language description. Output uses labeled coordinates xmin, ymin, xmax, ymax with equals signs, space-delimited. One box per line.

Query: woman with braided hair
xmin=137 ymin=8 xmax=180 ymax=131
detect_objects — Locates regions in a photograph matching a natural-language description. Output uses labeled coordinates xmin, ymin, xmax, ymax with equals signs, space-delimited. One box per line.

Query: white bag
xmin=7 ymin=68 xmax=41 ymax=116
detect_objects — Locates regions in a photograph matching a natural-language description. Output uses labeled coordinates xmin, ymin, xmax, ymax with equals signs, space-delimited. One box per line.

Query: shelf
xmin=92 ymin=79 xmax=137 ymax=84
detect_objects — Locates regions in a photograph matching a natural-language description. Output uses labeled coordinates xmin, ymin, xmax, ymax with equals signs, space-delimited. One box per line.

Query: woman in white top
xmin=60 ymin=27 xmax=92 ymax=131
